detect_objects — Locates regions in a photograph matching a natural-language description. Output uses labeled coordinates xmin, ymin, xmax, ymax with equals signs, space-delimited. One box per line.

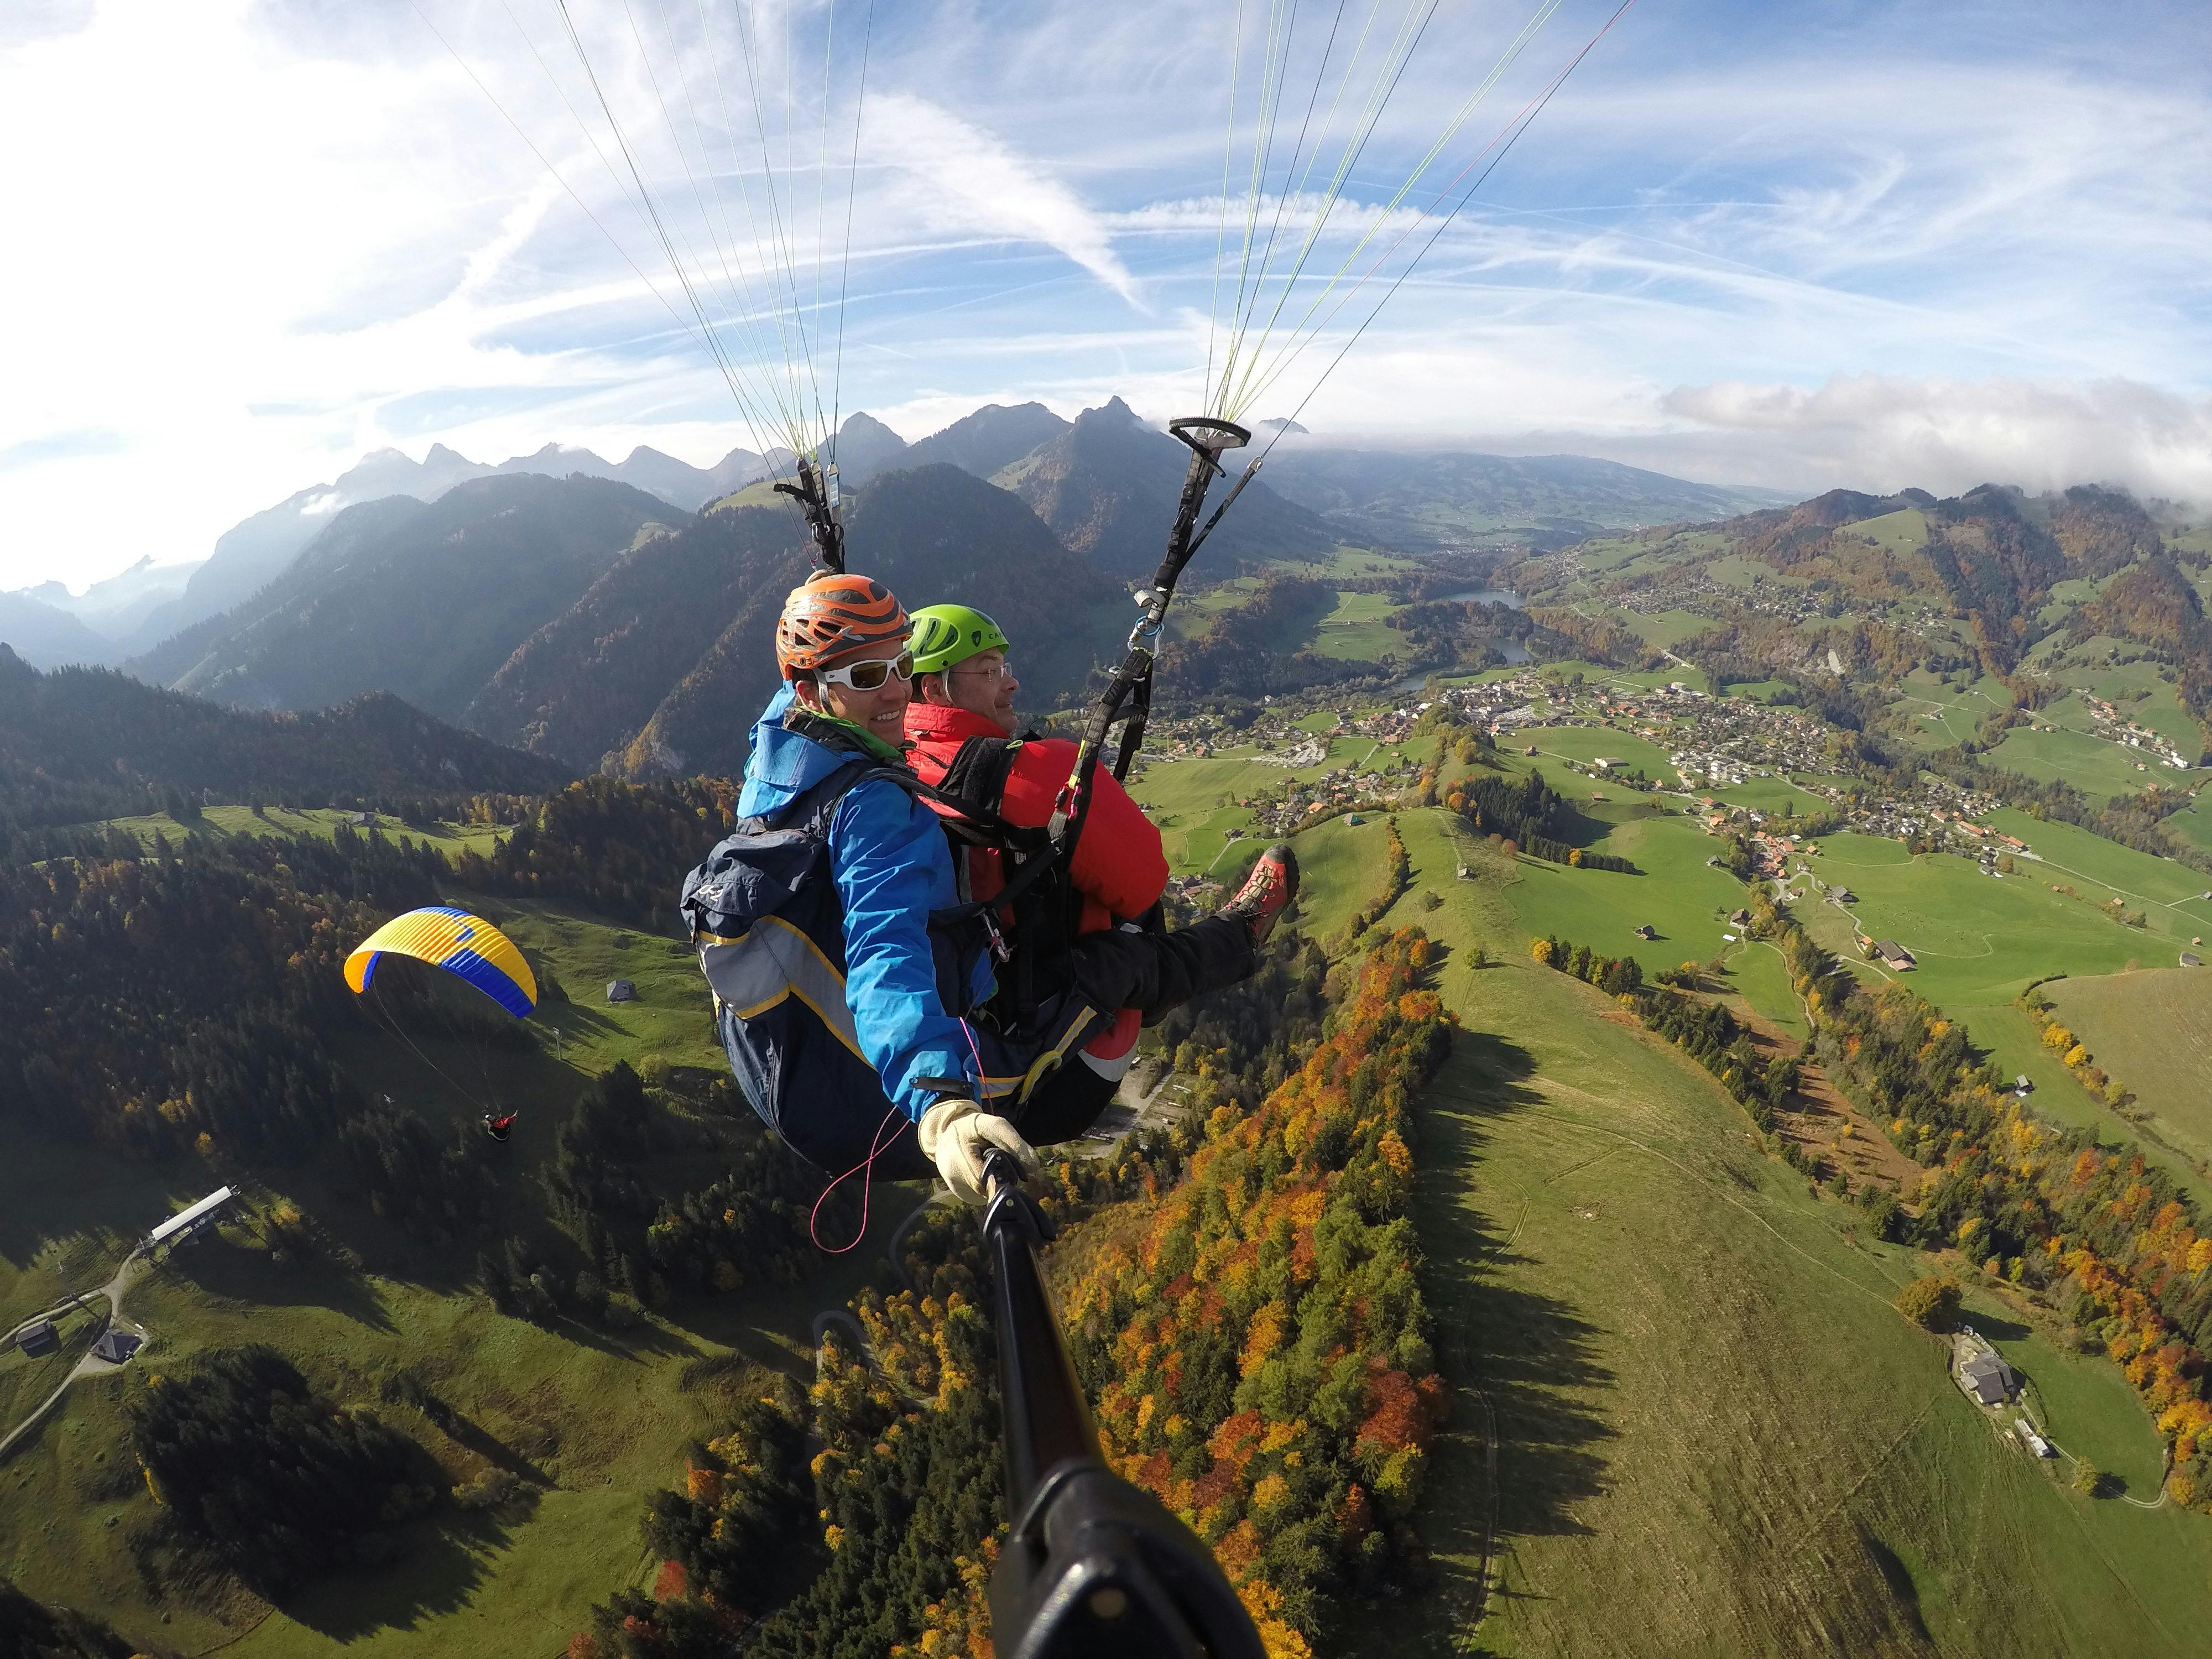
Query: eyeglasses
xmin=817 ymin=651 xmax=915 ymax=693
xmin=950 ymin=660 xmax=1014 ymax=685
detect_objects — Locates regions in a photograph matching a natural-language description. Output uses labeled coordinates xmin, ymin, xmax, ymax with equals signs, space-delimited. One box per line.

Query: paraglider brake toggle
xmin=979 ymin=1152 xmax=1264 ymax=1659
xmin=1166 ymin=415 xmax=1249 ymax=475
xmin=774 ymin=456 xmax=847 ymax=575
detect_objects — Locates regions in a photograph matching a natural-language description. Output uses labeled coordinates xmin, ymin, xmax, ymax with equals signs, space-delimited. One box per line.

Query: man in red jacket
xmin=903 ymin=602 xmax=1294 ymax=1141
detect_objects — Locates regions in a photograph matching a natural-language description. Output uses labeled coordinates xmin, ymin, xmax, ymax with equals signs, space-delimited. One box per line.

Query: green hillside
xmin=1317 ymin=811 xmax=2212 ymax=1656
xmin=2047 ymin=968 xmax=2212 ymax=1167
xmin=0 ymin=887 xmax=922 ymax=1657
xmin=64 ymin=805 xmax=510 ymax=859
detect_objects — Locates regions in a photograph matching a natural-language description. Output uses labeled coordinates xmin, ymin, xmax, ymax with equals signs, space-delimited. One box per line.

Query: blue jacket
xmin=737 ymin=686 xmax=990 ymax=1123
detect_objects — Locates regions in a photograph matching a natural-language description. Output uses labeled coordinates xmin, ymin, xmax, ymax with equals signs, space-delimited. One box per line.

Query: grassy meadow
xmin=1331 ymin=809 xmax=2212 ymax=1657
xmin=1985 ymin=722 xmax=2168 ymax=804
xmin=0 ymin=886 xmax=930 ymax=1658
xmin=2047 ymin=968 xmax=2212 ymax=1168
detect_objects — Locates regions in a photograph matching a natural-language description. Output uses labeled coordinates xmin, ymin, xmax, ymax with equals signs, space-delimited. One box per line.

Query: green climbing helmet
xmin=908 ymin=603 xmax=1010 ymax=675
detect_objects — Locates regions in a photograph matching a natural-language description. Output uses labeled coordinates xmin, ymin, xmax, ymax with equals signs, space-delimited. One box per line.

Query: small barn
xmin=90 ymin=1329 xmax=142 ymax=1365
xmin=2184 ymin=952 xmax=2203 ymax=968
xmin=1634 ymin=924 xmax=1657 ymax=940
xmin=1874 ymin=941 xmax=1917 ymax=971
xmin=1729 ymin=907 xmax=1752 ymax=927
xmin=17 ymin=1320 xmax=57 ymax=1357
xmin=606 ymin=979 xmax=637 ymax=1003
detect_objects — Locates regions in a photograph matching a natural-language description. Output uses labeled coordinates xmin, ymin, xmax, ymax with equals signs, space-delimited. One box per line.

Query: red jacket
xmin=904 ymin=702 xmax=1168 ymax=935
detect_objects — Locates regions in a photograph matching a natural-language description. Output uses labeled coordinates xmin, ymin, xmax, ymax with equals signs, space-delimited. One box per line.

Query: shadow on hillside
xmin=163 ymin=1238 xmax=400 ymax=1335
xmin=545 ymin=1308 xmax=701 ymax=1364
xmin=273 ymin=1509 xmax=519 ymax=1641
xmin=427 ymin=1403 xmax=559 ymax=1490
xmin=1401 ymin=1034 xmax=1617 ymax=1650
xmin=1962 ymin=1309 xmax=2031 ymax=1344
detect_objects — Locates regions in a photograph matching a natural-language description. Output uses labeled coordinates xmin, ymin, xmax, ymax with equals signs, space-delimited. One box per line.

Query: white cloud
xmin=3 ymin=1 xmax=2211 ymax=591
xmin=1661 ymin=375 xmax=2212 ymax=504
xmin=862 ymin=94 xmax=1136 ymax=304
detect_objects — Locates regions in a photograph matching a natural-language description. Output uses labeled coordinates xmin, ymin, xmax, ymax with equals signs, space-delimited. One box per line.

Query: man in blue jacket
xmin=699 ymin=571 xmax=1296 ymax=1207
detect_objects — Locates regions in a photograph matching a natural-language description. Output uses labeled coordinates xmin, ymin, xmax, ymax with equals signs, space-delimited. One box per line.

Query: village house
xmin=1873 ymin=941 xmax=1917 ymax=971
xmin=1953 ymin=1331 xmax=2017 ymax=1407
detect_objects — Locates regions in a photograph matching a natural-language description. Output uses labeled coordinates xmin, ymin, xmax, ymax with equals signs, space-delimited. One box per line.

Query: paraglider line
xmin=1252 ymin=0 xmax=1637 ymax=441
xmin=364 ymin=985 xmax=489 ymax=1112
xmin=828 ymin=0 xmax=878 ymax=462
xmin=410 ymin=2 xmax=724 ymax=403
xmin=808 ymin=1104 xmax=907 ymax=1254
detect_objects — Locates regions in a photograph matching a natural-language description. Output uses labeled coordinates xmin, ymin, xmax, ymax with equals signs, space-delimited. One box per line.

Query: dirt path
xmin=0 ymin=1253 xmax=149 ymax=1464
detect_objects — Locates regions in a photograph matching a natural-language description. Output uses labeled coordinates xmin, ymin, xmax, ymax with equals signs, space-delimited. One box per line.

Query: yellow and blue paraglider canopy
xmin=344 ymin=906 xmax=536 ymax=1019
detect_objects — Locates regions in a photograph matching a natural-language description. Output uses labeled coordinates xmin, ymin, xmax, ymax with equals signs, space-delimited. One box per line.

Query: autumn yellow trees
xmin=1065 ymin=930 xmax=1455 ymax=1653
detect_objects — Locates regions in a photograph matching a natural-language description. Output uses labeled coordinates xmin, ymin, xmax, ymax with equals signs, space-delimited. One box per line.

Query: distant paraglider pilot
xmin=344 ymin=905 xmax=540 ymax=1142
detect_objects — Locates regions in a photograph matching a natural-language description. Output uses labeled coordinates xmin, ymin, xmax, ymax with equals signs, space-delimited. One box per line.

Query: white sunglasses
xmin=816 ymin=651 xmax=915 ymax=693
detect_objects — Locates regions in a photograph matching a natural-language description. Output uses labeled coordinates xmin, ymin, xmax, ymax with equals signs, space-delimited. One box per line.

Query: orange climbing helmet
xmin=775 ymin=571 xmax=910 ymax=679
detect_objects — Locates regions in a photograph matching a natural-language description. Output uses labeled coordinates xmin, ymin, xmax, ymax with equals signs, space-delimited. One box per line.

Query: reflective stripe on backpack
xmin=679 ymin=760 xmax=916 ymax=1161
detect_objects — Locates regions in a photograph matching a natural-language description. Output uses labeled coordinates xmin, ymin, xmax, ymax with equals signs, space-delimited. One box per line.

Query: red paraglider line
xmin=809 ymin=1104 xmax=908 ymax=1255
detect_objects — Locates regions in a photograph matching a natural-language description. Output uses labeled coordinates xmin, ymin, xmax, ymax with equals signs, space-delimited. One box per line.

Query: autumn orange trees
xmin=592 ymin=933 xmax=1457 ymax=1659
xmin=1064 ymin=930 xmax=1455 ymax=1653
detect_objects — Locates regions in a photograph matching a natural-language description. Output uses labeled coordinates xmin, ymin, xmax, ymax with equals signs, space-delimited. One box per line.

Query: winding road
xmin=0 ymin=1251 xmax=152 ymax=1464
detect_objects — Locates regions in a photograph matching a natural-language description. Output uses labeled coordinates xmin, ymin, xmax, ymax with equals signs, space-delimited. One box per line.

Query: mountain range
xmin=0 ymin=395 xmax=1841 ymax=798
xmin=1257 ymin=444 xmax=1798 ymax=550
xmin=118 ymin=458 xmax=1131 ymax=781
xmin=2 ymin=400 xmax=1797 ymax=671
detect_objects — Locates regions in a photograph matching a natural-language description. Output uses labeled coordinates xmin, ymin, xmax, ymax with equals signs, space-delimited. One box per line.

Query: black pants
xmin=866 ymin=915 xmax=1258 ymax=1178
xmin=1068 ymin=914 xmax=1256 ymax=1029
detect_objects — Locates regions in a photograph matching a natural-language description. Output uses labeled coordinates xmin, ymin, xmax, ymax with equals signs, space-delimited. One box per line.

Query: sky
xmin=2 ymin=0 xmax=2209 ymax=591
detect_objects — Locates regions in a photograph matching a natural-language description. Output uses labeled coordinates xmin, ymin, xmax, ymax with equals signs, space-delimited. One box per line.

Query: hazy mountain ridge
xmin=1 ymin=396 xmax=1829 ymax=675
xmin=137 ymin=476 xmax=681 ymax=723
xmin=1260 ymin=445 xmax=1800 ymax=550
xmin=90 ymin=439 xmax=771 ymax=660
xmin=995 ymin=397 xmax=1338 ymax=573
xmin=0 ymin=590 xmax=113 ymax=670
xmin=0 ymin=643 xmax=570 ymax=833
xmin=114 ymin=461 xmax=1122 ymax=782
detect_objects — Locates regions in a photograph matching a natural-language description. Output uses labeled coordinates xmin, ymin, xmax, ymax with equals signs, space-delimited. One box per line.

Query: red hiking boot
xmin=1222 ymin=843 xmax=1298 ymax=946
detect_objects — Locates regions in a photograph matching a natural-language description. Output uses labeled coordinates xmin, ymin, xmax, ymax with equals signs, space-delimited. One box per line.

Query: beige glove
xmin=917 ymin=1098 xmax=1041 ymax=1207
